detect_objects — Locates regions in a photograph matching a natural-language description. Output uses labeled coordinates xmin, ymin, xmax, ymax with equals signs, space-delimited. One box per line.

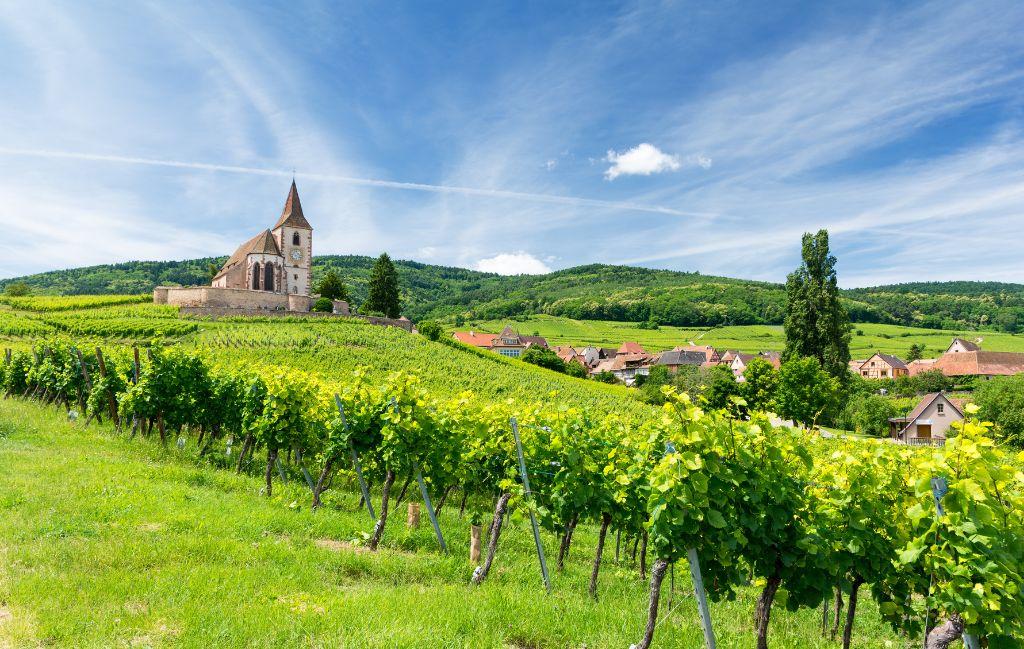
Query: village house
xmin=452 ymin=325 xmax=548 ymax=358
xmin=674 ymin=344 xmax=721 ymax=367
xmin=592 ymin=352 xmax=651 ymax=385
xmin=925 ymin=337 xmax=1024 ymax=379
xmin=906 ymin=358 xmax=938 ymax=376
xmin=933 ymin=350 xmax=1024 ymax=379
xmin=946 ymin=337 xmax=981 ymax=353
xmin=554 ymin=345 xmax=587 ymax=368
xmin=656 ymin=350 xmax=708 ymax=374
xmin=731 ymin=351 xmax=781 ymax=381
xmin=617 ymin=341 xmax=647 ymax=356
xmin=855 ymin=353 xmax=909 ymax=379
xmin=888 ymin=392 xmax=964 ymax=445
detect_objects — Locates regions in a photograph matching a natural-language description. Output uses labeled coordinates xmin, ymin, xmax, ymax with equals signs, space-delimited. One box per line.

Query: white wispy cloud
xmin=0 ymin=147 xmax=712 ymax=219
xmin=474 ymin=252 xmax=552 ymax=275
xmin=604 ymin=143 xmax=680 ymax=180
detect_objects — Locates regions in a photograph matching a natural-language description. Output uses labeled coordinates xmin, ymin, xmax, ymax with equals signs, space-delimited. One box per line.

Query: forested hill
xmin=3 ymin=257 xmax=1023 ymax=332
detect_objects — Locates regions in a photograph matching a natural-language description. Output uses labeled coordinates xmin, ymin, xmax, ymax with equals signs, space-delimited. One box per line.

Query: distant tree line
xmin=3 ymin=254 xmax=1022 ymax=333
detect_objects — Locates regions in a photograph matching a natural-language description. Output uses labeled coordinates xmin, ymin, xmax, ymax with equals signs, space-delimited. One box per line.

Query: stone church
xmin=211 ymin=180 xmax=313 ymax=295
xmin=154 ymin=182 xmax=345 ymax=313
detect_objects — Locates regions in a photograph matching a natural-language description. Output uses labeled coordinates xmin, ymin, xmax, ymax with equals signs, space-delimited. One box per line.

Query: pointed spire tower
xmin=271 ymin=180 xmax=313 ymax=296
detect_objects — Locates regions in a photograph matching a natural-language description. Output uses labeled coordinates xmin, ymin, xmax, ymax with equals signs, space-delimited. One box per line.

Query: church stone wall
xmin=156 ymin=286 xmax=298 ymax=311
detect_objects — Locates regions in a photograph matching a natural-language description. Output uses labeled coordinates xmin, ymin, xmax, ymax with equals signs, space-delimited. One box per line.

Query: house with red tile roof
xmin=933 ymin=350 xmax=1024 ymax=379
xmin=617 ymin=341 xmax=647 ymax=356
xmin=451 ymin=325 xmax=548 ymax=358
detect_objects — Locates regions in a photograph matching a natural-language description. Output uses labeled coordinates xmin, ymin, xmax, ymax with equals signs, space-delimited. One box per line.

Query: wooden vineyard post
xmin=132 ymin=347 xmax=140 ymax=384
xmin=94 ymin=348 xmax=120 ymax=428
xmin=687 ymin=547 xmax=717 ymax=649
xmin=415 ymin=465 xmax=447 ymax=552
xmin=407 ymin=502 xmax=421 ymax=528
xmin=510 ymin=417 xmax=552 ymax=594
xmin=74 ymin=348 xmax=96 ymax=424
xmin=470 ymin=524 xmax=482 ymax=564
xmin=335 ymin=396 xmax=375 ymax=520
xmin=128 ymin=346 xmax=141 ymax=438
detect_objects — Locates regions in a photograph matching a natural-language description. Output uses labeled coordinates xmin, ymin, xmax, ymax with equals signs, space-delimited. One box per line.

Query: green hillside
xmin=469 ymin=315 xmax=1024 ymax=357
xmin=4 ymin=257 xmax=1023 ymax=333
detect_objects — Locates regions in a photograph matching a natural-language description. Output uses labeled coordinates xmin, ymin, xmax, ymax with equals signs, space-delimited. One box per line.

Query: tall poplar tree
xmin=782 ymin=230 xmax=851 ymax=381
xmin=364 ymin=253 xmax=401 ymax=318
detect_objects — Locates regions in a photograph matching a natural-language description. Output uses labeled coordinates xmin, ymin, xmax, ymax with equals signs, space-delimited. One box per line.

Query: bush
xmin=312 ymin=297 xmax=333 ymax=313
xmin=974 ymin=374 xmax=1024 ymax=447
xmin=839 ymin=394 xmax=900 ymax=436
xmin=564 ymin=360 xmax=589 ymax=379
xmin=417 ymin=320 xmax=443 ymax=341
xmin=593 ymin=370 xmax=618 ymax=384
xmin=638 ymin=365 xmax=672 ymax=404
xmin=4 ymin=282 xmax=30 ymax=297
xmin=520 ymin=347 xmax=566 ymax=373
xmin=315 ymin=268 xmax=349 ymax=302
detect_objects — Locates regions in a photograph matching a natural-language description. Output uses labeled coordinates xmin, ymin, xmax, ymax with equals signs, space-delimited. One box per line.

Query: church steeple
xmin=273 ymin=180 xmax=312 ymax=230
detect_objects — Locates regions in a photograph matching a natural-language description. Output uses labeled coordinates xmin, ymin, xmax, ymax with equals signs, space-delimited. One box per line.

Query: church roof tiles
xmin=214 ymin=229 xmax=281 ymax=279
xmin=273 ymin=180 xmax=312 ymax=230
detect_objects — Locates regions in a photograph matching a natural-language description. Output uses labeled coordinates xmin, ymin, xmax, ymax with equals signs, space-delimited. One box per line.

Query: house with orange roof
xmin=452 ymin=325 xmax=548 ymax=358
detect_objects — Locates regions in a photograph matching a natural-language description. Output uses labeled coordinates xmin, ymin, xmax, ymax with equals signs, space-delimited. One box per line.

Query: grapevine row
xmin=1 ymin=338 xmax=1021 ymax=649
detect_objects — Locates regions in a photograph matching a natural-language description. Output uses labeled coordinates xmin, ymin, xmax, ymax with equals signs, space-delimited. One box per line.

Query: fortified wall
xmin=153 ymin=286 xmax=412 ymax=331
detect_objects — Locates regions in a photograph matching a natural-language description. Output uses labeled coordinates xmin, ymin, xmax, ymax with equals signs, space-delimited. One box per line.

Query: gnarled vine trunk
xmin=754 ymin=564 xmax=783 ymax=649
xmin=636 ymin=558 xmax=669 ymax=649
xmin=312 ymin=454 xmax=336 ymax=509
xmin=841 ymin=576 xmax=864 ymax=649
xmin=264 ymin=447 xmax=279 ymax=497
xmin=925 ymin=615 xmax=964 ymax=649
xmin=830 ymin=585 xmax=844 ymax=639
xmin=235 ymin=433 xmax=254 ymax=473
xmin=639 ymin=530 xmax=648 ymax=579
xmin=557 ymin=513 xmax=579 ymax=572
xmin=589 ymin=512 xmax=612 ymax=599
xmin=472 ymin=492 xmax=511 ymax=585
xmin=368 ymin=469 xmax=397 ymax=551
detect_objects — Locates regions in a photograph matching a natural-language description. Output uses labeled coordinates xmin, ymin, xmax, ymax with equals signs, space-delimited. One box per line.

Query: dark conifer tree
xmin=364 ymin=253 xmax=401 ymax=318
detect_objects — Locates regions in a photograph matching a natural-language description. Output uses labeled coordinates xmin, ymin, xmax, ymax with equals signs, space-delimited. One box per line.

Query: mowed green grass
xmin=470 ymin=315 xmax=1024 ymax=357
xmin=0 ymin=399 xmax=904 ymax=648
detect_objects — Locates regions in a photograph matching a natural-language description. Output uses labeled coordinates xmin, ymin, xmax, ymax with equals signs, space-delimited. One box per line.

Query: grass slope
xmin=470 ymin=315 xmax=1024 ymax=356
xmin=0 ymin=399 xmax=902 ymax=648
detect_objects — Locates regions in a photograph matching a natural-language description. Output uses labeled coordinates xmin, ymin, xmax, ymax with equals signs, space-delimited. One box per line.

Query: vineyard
xmin=1 ymin=298 xmax=1022 ymax=648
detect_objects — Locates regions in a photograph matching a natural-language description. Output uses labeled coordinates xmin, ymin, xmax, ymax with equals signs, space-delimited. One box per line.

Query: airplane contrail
xmin=0 ymin=147 xmax=714 ymax=219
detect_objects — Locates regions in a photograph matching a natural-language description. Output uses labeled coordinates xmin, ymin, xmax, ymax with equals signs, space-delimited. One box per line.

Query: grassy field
xmin=469 ymin=315 xmax=1024 ymax=357
xmin=0 ymin=399 xmax=907 ymax=648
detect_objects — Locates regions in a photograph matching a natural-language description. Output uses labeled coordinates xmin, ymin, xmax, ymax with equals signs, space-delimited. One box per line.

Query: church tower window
xmin=292 ymin=232 xmax=300 ymax=246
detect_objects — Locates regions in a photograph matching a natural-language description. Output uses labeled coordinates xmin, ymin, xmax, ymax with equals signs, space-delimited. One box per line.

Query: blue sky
xmin=1 ymin=1 xmax=1023 ymax=286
